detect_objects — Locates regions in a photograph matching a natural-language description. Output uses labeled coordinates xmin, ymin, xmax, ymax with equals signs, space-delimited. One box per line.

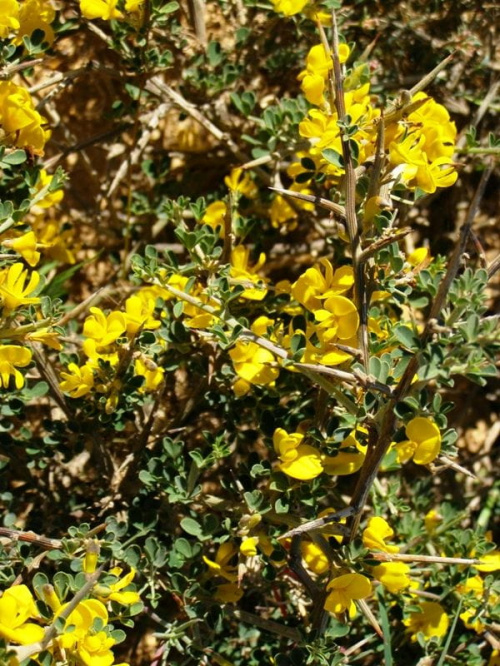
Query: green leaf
xmin=180 ymin=517 xmax=203 ymax=537
xmin=378 ymin=599 xmax=393 ymax=666
xmin=157 ymin=0 xmax=179 ymax=13
xmin=321 ymin=149 xmax=344 ymax=168
xmin=1 ymin=149 xmax=27 ymax=166
xmin=394 ymin=325 xmax=420 ymax=351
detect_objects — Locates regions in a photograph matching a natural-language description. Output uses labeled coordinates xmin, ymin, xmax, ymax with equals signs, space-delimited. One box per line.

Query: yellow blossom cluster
xmin=0 ymin=163 xmax=68 ymax=393
xmin=1 ymin=170 xmax=66 ymax=267
xmin=79 ymin=0 xmax=145 ymax=20
xmin=0 ymin=564 xmax=139 ymax=665
xmin=0 ymin=262 xmax=44 ymax=389
xmin=230 ymin=317 xmax=280 ymax=397
xmin=59 ymin=292 xmax=164 ymax=408
xmin=388 ymin=92 xmax=457 ymax=193
xmin=273 ymin=426 xmax=367 ymax=481
xmin=0 ymin=81 xmax=51 ymax=155
xmin=224 ymin=258 xmax=359 ymax=395
xmin=271 ymin=31 xmax=459 ymax=196
xmin=0 ymin=0 xmax=56 ymax=46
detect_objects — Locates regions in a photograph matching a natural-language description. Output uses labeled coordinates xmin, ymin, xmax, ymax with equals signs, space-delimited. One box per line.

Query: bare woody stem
xmin=345 ymin=162 xmax=494 ymax=542
xmin=372 ymin=552 xmax=483 ymax=566
xmin=329 ymin=15 xmax=369 ymax=370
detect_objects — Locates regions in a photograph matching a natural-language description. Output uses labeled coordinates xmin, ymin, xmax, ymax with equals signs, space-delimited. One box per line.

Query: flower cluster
xmin=0 ymin=81 xmax=51 ymax=155
xmin=273 ymin=426 xmax=367 ymax=481
xmin=0 ymin=562 xmax=140 ymax=665
xmin=79 ymin=0 xmax=145 ymax=20
xmin=266 ymin=20 xmax=458 ymax=197
xmin=59 ymin=293 xmax=164 ymax=409
xmin=388 ymin=92 xmax=457 ymax=193
xmin=224 ymin=258 xmax=359 ymax=395
xmin=0 ymin=0 xmax=56 ymax=46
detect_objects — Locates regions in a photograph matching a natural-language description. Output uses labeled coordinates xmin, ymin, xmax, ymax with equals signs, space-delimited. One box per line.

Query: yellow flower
xmin=229 ymin=341 xmax=279 ymax=388
xmin=0 ymin=345 xmax=32 ymax=389
xmin=322 ymin=429 xmax=367 ymax=476
xmin=134 ymin=357 xmax=164 ymax=393
xmin=83 ymin=539 xmax=100 ymax=574
xmin=56 ymin=598 xmax=119 ymax=665
xmin=13 ymin=0 xmax=56 ymax=47
xmin=475 ymin=551 xmax=500 ymax=573
xmin=298 ymin=84 xmax=379 ymax=179
xmin=200 ymin=200 xmax=227 ymax=235
xmin=388 ymin=93 xmax=457 ymax=193
xmin=124 ymin=293 xmax=160 ymax=337
xmin=82 ymin=339 xmax=120 ymax=367
xmin=273 ymin=427 xmax=323 ymax=481
xmin=411 ymin=157 xmax=458 ymax=194
xmin=79 ymin=0 xmax=123 ymax=20
xmin=362 ymin=516 xmax=400 ymax=553
xmin=230 ymin=246 xmax=268 ymax=301
xmin=240 ymin=537 xmax=259 ymax=558
xmin=490 ymin=650 xmax=500 ymax=666
xmin=424 ymin=508 xmax=441 ymax=534
xmin=404 ymin=601 xmax=449 ymax=641
xmin=0 ymin=584 xmax=44 ymax=645
xmin=407 ymin=247 xmax=430 ymax=268
xmin=314 ymin=294 xmax=360 ymax=341
xmin=94 ymin=568 xmax=141 ymax=606
xmin=408 ymin=92 xmax=456 ymax=161
xmin=298 ymin=43 xmax=350 ymax=106
xmin=38 ymin=584 xmax=61 ymax=613
xmin=60 ymin=363 xmax=95 ymax=398
xmin=373 ymin=562 xmax=411 ymax=593
xmin=457 ymin=575 xmax=487 ymax=633
xmin=3 ymin=231 xmax=40 ymax=266
xmin=324 ymin=573 xmax=372 ymax=618
xmin=292 ymin=259 xmax=354 ymax=311
xmin=224 ymin=168 xmax=257 ymax=198
xmin=83 ymin=307 xmax=127 ymax=349
xmin=0 ymin=0 xmax=20 ymax=38
xmin=125 ymin=0 xmax=144 ymax=10
xmin=271 ymin=0 xmax=309 ymax=16
xmin=394 ymin=417 xmax=441 ymax=465
xmin=301 ymin=540 xmax=329 ymax=575
xmin=203 ymin=542 xmax=238 ymax=582
xmin=26 ymin=327 xmax=62 ymax=351
xmin=33 ymin=169 xmax=64 ymax=209
xmin=0 ymin=81 xmax=50 ymax=154
xmin=301 ymin=322 xmax=357 ymax=367
xmin=0 ymin=262 xmax=41 ymax=313
xmin=31 ymin=216 xmax=76 ymax=265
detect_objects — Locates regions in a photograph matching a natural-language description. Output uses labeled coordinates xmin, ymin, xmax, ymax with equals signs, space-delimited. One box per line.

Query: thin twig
xmin=0 ymin=527 xmax=62 ymax=550
xmin=225 ymin=608 xmax=302 ymax=642
xmin=372 ymin=552 xmax=483 ymax=566
xmin=330 ymin=13 xmax=368 ymax=369
xmin=408 ymin=52 xmax=456 ymax=97
xmin=358 ymin=228 xmax=412 ymax=262
xmin=268 ymin=186 xmax=346 ymax=218
xmin=487 ymin=254 xmax=500 ymax=280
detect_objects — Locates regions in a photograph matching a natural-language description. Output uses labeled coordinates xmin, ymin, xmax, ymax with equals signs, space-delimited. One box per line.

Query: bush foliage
xmin=0 ymin=0 xmax=498 ymax=664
